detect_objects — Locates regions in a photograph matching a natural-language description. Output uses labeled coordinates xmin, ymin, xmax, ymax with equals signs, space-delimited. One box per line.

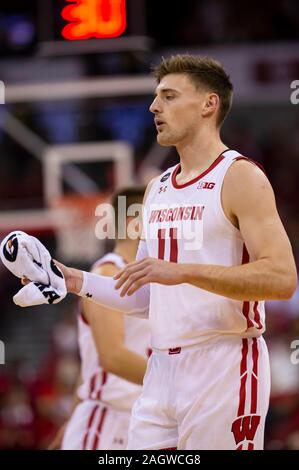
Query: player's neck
xmin=176 ymin=127 xmax=228 ymax=179
xmin=114 ymin=240 xmax=138 ymax=264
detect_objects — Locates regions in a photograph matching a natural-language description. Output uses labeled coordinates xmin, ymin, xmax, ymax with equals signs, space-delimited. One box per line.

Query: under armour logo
xmin=86 ymin=293 xmax=92 ymax=298
xmin=158 ymin=186 xmax=167 ymax=194
xmin=113 ymin=438 xmax=124 ymax=445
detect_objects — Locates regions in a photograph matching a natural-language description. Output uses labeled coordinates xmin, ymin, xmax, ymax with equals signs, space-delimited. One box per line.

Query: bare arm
xmin=83 ymin=263 xmax=148 ymax=385
xmin=114 ymin=161 xmax=297 ymax=301
xmin=183 ymin=161 xmax=297 ymax=300
xmin=59 ymin=176 xmax=157 ymax=296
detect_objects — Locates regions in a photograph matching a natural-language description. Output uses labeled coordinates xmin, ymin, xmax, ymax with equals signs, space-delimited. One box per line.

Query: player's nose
xmin=149 ymin=96 xmax=162 ymax=114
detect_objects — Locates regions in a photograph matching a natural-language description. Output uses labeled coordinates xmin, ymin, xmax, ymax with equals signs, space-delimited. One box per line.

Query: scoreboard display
xmin=43 ymin=0 xmax=130 ymax=42
xmin=0 ymin=0 xmax=137 ymax=55
xmin=61 ymin=0 xmax=127 ymax=40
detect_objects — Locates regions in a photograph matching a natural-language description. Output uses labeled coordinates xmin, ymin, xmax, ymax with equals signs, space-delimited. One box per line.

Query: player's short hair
xmin=152 ymin=54 xmax=233 ymax=127
xmin=111 ymin=186 xmax=145 ymax=238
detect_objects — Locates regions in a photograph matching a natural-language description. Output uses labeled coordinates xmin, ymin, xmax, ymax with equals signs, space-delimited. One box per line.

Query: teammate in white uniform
xmin=14 ymin=55 xmax=297 ymax=450
xmin=50 ymin=188 xmax=151 ymax=450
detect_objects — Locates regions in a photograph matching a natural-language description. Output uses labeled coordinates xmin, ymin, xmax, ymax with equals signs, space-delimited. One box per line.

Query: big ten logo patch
xmin=197 ymin=181 xmax=215 ymax=190
xmin=158 ymin=186 xmax=167 ymax=194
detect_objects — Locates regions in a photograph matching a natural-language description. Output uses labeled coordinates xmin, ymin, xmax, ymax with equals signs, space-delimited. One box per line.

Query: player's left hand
xmin=114 ymin=258 xmax=185 ymax=296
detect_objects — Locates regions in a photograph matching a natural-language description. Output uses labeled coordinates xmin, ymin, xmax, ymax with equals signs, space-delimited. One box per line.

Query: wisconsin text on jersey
xmin=148 ymin=205 xmax=204 ymax=223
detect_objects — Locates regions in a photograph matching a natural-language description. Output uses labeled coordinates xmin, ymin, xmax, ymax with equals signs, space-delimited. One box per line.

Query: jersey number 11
xmin=157 ymin=228 xmax=178 ymax=263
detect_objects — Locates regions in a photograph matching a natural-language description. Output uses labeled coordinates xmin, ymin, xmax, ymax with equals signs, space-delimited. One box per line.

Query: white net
xmin=52 ymin=193 xmax=109 ymax=263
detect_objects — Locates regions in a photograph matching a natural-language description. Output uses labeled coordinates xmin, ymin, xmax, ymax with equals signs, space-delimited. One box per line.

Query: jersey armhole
xmin=217 ymin=156 xmax=266 ymax=234
xmin=233 ymin=156 xmax=267 ymax=175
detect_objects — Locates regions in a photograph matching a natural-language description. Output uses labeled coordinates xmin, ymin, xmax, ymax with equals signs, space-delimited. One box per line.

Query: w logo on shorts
xmin=231 ymin=415 xmax=261 ymax=447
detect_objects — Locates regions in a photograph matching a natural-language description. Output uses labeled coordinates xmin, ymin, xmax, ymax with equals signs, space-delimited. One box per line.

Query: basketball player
xmin=8 ymin=55 xmax=297 ymax=450
xmin=50 ymin=187 xmax=150 ymax=450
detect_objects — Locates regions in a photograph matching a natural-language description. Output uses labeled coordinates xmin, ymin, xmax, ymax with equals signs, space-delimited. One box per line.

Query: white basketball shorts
xmin=128 ymin=336 xmax=271 ymax=450
xmin=62 ymin=400 xmax=131 ymax=450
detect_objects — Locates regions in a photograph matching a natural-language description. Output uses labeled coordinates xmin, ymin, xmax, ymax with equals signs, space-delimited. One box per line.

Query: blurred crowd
xmin=0 ymin=305 xmax=79 ymax=449
xmin=147 ymin=0 xmax=299 ymax=46
xmin=264 ymin=299 xmax=299 ymax=449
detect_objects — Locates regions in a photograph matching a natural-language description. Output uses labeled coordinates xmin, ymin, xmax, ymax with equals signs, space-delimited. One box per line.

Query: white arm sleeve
xmin=78 ymin=240 xmax=150 ymax=318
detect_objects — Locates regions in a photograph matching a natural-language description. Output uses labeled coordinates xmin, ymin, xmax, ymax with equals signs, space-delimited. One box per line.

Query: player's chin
xmin=157 ymin=133 xmax=174 ymax=146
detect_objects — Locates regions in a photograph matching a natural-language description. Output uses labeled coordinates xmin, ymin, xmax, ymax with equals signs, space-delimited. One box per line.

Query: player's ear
xmin=202 ymin=92 xmax=219 ymax=118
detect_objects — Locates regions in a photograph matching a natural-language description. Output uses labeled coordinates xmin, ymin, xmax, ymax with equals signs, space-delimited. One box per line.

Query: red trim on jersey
xmin=241 ymin=245 xmax=254 ymax=329
xmin=241 ymin=245 xmax=263 ymax=331
xmin=171 ymin=153 xmax=225 ymax=189
xmin=233 ymin=156 xmax=266 ymax=175
xmin=89 ymin=373 xmax=97 ymax=399
xmin=241 ymin=243 xmax=250 ymax=264
xmin=237 ymin=339 xmax=249 ymax=417
xmin=169 ymin=227 xmax=178 ymax=263
xmin=242 ymin=300 xmax=253 ymax=330
xmin=91 ymin=407 xmax=108 ymax=450
xmin=159 ymin=447 xmax=178 ymax=450
xmin=253 ymin=301 xmax=263 ymax=330
xmin=96 ymin=370 xmax=108 ymax=400
xmin=82 ymin=404 xmax=99 ymax=449
xmin=250 ymin=338 xmax=259 ymax=414
xmin=233 ymin=339 xmax=261 ymax=450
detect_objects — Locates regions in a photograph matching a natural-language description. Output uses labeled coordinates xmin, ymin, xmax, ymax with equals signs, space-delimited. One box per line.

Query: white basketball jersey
xmin=144 ymin=149 xmax=265 ymax=349
xmin=77 ymin=253 xmax=151 ymax=411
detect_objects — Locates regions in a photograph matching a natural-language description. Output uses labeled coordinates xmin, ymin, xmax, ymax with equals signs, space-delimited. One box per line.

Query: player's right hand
xmin=54 ymin=260 xmax=84 ymax=294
